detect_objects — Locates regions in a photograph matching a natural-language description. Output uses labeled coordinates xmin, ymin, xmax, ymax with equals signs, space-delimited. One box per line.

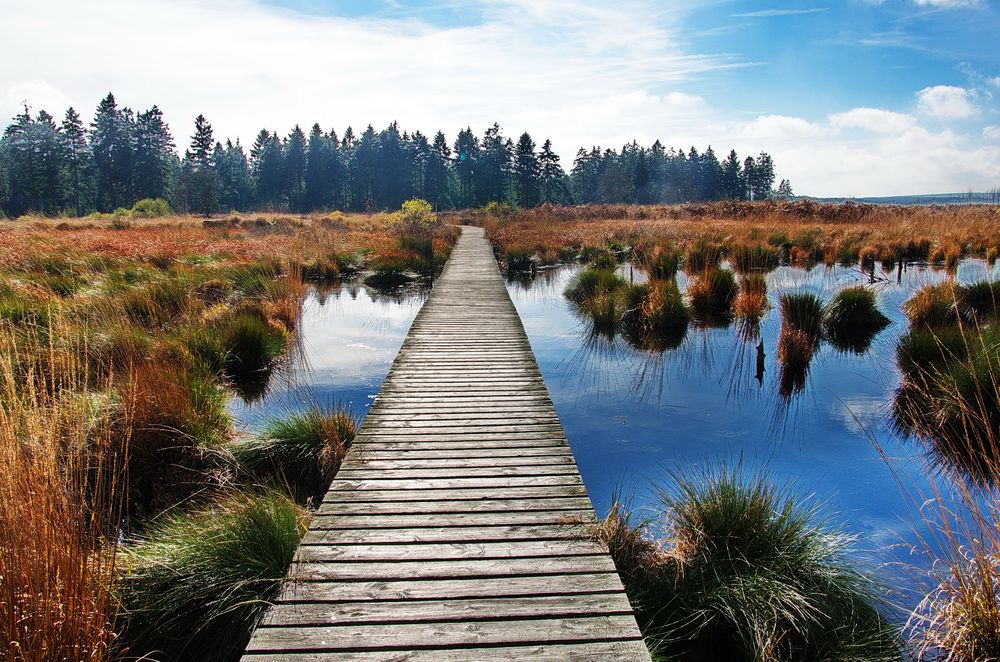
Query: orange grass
xmin=482 ymin=201 xmax=1000 ymax=269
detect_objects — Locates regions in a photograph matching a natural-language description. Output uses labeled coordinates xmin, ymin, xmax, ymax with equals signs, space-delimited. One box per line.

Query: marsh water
xmin=231 ymin=259 xmax=998 ymax=615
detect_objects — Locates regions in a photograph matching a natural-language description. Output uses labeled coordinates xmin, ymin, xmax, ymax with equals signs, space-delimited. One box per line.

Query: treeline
xmin=0 ymin=92 xmax=788 ymax=217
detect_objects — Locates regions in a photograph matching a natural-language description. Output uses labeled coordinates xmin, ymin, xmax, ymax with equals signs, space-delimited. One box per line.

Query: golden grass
xmin=481 ymin=201 xmax=1000 ymax=268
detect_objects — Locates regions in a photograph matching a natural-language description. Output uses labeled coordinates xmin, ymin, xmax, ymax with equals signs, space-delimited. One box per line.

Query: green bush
xmin=397 ymin=198 xmax=437 ymax=234
xmin=131 ymin=198 xmax=173 ymax=218
xmin=116 ymin=491 xmax=305 ymax=661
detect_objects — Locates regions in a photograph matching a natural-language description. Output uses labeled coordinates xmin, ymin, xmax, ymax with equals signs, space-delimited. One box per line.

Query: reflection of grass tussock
xmin=595 ymin=468 xmax=898 ymax=661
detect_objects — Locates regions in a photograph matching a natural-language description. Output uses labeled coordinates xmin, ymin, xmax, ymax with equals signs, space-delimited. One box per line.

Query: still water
xmin=231 ymin=260 xmax=997 ymax=614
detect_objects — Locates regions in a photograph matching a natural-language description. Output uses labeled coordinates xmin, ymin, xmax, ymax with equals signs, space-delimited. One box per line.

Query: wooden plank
xmin=310 ymin=511 xmax=596 ymax=529
xmin=259 ymin=594 xmax=634 ymax=626
xmin=296 ymin=539 xmax=607 ymax=561
xmin=243 ymin=226 xmax=649 ymax=660
xmin=243 ymin=640 xmax=651 ymax=661
xmin=315 ymin=497 xmax=594 ymax=516
xmin=273 ymin=572 xmax=626 ymax=601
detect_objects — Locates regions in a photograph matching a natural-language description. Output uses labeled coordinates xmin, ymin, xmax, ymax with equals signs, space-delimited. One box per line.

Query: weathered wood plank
xmin=245 ymin=616 xmax=643 ymax=652
xmin=243 ymin=640 xmax=652 ymax=661
xmin=259 ymin=594 xmax=634 ymax=626
xmin=243 ymin=226 xmax=648 ymax=660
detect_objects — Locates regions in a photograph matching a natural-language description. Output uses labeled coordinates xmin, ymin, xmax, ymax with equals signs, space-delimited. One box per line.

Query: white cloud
xmin=2 ymin=0 xmax=998 ymax=198
xmin=829 ymin=107 xmax=917 ymax=133
xmin=731 ymin=8 xmax=828 ymax=17
xmin=989 ymin=76 xmax=1000 ymax=89
xmin=984 ymin=126 xmax=1000 ymax=140
xmin=916 ymin=85 xmax=979 ymax=119
xmin=912 ymin=0 xmax=982 ymax=7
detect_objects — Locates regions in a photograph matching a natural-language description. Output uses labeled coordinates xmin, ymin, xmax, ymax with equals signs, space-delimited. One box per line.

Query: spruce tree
xmin=538 ymin=139 xmax=568 ymax=204
xmin=513 ymin=132 xmax=541 ymax=208
xmin=720 ymin=149 xmax=743 ymax=200
xmin=181 ymin=114 xmax=220 ymax=214
xmin=59 ymin=108 xmax=93 ymax=214
xmin=133 ymin=105 xmax=174 ymax=201
xmin=453 ymin=127 xmax=479 ymax=209
xmin=90 ymin=93 xmax=120 ymax=211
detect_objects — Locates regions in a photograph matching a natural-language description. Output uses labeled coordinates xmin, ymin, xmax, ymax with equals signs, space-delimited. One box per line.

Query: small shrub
xmin=130 ymin=198 xmax=172 ymax=218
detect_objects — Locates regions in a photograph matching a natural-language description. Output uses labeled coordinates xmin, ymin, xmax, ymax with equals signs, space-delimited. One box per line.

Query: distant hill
xmin=802 ymin=192 xmax=999 ymax=206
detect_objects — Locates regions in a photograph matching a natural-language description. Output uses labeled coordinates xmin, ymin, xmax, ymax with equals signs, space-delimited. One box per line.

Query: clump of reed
xmin=823 ymin=286 xmax=891 ymax=353
xmin=621 ymin=281 xmax=690 ymax=351
xmin=642 ymin=244 xmax=682 ymax=280
xmin=904 ymin=283 xmax=959 ymax=328
xmin=687 ymin=267 xmax=738 ymax=324
xmin=779 ymin=292 xmax=825 ymax=342
xmin=729 ymin=243 xmax=779 ymax=273
xmin=232 ymin=406 xmax=357 ymax=500
xmin=0 ymin=325 xmax=125 ymax=661
xmin=564 ymin=268 xmax=628 ymax=305
xmin=955 ymin=279 xmax=1000 ymax=322
xmin=894 ymin=325 xmax=1000 ymax=484
xmin=734 ymin=273 xmax=768 ymax=336
xmin=595 ymin=467 xmax=898 ymax=660
xmin=504 ymin=248 xmax=536 ymax=274
xmin=684 ymin=240 xmax=723 ymax=273
xmin=116 ymin=490 xmax=306 ymax=661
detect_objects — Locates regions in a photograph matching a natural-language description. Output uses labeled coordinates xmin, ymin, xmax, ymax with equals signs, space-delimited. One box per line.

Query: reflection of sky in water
xmin=509 ymin=259 xmax=999 ymax=613
xmin=228 ymin=283 xmax=426 ymax=430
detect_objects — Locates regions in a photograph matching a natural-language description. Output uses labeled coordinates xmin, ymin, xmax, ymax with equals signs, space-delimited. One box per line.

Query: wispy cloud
xmin=730 ymin=8 xmax=827 ymax=17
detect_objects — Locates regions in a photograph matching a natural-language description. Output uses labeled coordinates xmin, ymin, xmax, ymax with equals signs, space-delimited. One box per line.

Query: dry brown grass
xmin=0 ymin=323 xmax=125 ymax=661
xmin=481 ymin=201 xmax=1000 ymax=268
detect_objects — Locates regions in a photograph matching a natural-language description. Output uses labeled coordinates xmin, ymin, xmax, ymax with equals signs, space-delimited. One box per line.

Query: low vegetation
xmin=0 ymin=204 xmax=457 ymax=660
xmin=596 ymin=467 xmax=898 ymax=661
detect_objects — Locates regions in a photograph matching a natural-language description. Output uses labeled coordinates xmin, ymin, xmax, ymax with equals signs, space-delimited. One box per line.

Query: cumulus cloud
xmin=984 ymin=126 xmax=1000 ymax=140
xmin=829 ymin=107 xmax=917 ymax=133
xmin=916 ymin=85 xmax=979 ymax=119
xmin=2 ymin=0 xmax=998 ymax=197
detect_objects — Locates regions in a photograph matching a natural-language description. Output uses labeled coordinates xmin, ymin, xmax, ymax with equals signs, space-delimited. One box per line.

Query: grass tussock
xmin=116 ymin=490 xmax=307 ymax=661
xmin=823 ymin=286 xmax=891 ymax=354
xmin=688 ymin=267 xmax=738 ymax=323
xmin=233 ymin=406 xmax=357 ymax=500
xmin=904 ymin=283 xmax=959 ymax=328
xmin=780 ymin=292 xmax=825 ymax=342
xmin=595 ymin=467 xmax=898 ymax=661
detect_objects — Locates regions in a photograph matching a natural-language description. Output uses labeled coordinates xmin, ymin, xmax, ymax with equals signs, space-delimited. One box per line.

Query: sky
xmin=3 ymin=0 xmax=1000 ymax=197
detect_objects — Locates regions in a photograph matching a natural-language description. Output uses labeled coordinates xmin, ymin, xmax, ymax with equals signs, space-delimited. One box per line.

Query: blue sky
xmin=4 ymin=0 xmax=999 ymax=195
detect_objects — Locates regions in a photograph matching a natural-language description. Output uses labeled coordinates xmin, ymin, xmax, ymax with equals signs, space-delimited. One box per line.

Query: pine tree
xmin=59 ymin=108 xmax=93 ymax=214
xmin=215 ymin=139 xmax=252 ymax=210
xmin=133 ymin=105 xmax=174 ymax=201
xmin=513 ymin=132 xmax=541 ymax=208
xmin=90 ymin=93 xmax=120 ymax=211
xmin=538 ymin=139 xmax=569 ymax=204
xmin=743 ymin=156 xmax=757 ymax=201
xmin=283 ymin=125 xmax=307 ymax=211
xmin=304 ymin=123 xmax=332 ymax=210
xmin=478 ymin=123 xmax=512 ymax=205
xmin=453 ymin=128 xmax=479 ymax=209
xmin=720 ymin=149 xmax=743 ymax=201
xmin=348 ymin=126 xmax=378 ymax=211
xmin=751 ymin=152 xmax=775 ymax=201
xmin=776 ymin=178 xmax=794 ymax=200
xmin=0 ymin=107 xmax=63 ymax=214
xmin=180 ymin=114 xmax=220 ymax=214
xmin=426 ymin=131 xmax=452 ymax=210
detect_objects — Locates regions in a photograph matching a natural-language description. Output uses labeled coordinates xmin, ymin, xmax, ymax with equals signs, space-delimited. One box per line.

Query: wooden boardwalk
xmin=243 ymin=227 xmax=650 ymax=661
